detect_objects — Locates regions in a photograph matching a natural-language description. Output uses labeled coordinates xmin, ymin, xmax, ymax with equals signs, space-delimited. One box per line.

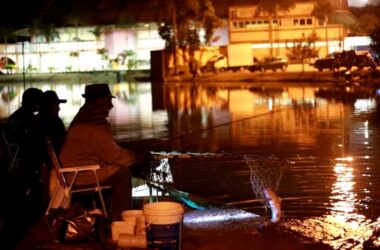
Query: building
xmin=228 ymin=1 xmax=350 ymax=58
xmin=0 ymin=24 xmax=165 ymax=74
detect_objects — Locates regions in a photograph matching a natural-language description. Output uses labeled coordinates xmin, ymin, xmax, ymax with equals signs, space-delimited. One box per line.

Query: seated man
xmin=59 ymin=83 xmax=145 ymax=220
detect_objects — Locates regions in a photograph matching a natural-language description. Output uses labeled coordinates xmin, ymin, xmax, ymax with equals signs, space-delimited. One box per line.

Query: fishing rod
xmin=149 ymin=107 xmax=292 ymax=148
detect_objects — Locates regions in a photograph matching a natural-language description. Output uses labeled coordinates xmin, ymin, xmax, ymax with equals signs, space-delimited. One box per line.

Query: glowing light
xmin=184 ymin=210 xmax=258 ymax=224
xmin=335 ymin=157 xmax=353 ymax=162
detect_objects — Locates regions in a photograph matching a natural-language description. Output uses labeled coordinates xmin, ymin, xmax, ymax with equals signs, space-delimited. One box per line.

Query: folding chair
xmin=1 ymin=129 xmax=20 ymax=171
xmin=44 ymin=138 xmax=111 ymax=218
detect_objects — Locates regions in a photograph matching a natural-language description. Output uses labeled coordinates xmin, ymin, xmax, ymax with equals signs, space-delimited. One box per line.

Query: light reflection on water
xmin=1 ymin=81 xmax=380 ymax=249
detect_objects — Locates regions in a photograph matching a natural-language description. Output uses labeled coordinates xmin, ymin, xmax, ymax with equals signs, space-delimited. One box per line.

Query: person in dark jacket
xmin=37 ymin=90 xmax=67 ymax=153
xmin=58 ymin=83 xmax=147 ymax=220
xmin=36 ymin=90 xmax=67 ymax=209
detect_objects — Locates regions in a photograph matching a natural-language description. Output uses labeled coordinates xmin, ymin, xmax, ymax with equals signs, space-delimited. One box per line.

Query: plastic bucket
xmin=143 ymin=202 xmax=184 ymax=250
xmin=122 ymin=209 xmax=146 ymax=235
xmin=111 ymin=221 xmax=136 ymax=241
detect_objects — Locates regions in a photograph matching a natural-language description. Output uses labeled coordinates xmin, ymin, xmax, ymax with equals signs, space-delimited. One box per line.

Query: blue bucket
xmin=143 ymin=202 xmax=184 ymax=250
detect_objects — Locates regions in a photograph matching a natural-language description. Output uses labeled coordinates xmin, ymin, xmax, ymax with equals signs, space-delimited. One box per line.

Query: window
xmin=231 ymin=10 xmax=237 ymax=18
xmin=233 ymin=22 xmax=238 ymax=28
xmin=293 ymin=18 xmax=312 ymax=26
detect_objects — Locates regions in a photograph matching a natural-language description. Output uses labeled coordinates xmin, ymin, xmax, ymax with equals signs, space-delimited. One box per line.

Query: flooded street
xmin=1 ymin=80 xmax=380 ymax=249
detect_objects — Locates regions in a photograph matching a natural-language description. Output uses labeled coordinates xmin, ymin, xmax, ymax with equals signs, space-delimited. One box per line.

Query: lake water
xmin=1 ymin=80 xmax=380 ymax=249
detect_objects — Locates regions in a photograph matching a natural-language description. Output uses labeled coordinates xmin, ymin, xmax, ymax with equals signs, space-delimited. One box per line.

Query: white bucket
xmin=144 ymin=202 xmax=184 ymax=225
xmin=122 ymin=209 xmax=146 ymax=235
xmin=111 ymin=221 xmax=136 ymax=241
xmin=118 ymin=234 xmax=147 ymax=249
xmin=143 ymin=202 xmax=184 ymax=250
xmin=122 ymin=209 xmax=144 ymax=220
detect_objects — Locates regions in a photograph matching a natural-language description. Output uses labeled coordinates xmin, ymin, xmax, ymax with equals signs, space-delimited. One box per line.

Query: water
xmin=2 ymin=81 xmax=380 ymax=249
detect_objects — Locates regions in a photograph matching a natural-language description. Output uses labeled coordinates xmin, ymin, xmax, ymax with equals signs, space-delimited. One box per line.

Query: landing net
xmin=245 ymin=155 xmax=288 ymax=205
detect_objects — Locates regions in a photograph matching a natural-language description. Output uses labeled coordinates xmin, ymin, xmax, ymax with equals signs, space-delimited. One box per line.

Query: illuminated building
xmin=228 ymin=1 xmax=353 ymax=58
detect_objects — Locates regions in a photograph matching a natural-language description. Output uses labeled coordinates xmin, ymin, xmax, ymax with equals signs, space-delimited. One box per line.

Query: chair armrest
xmin=60 ymin=164 xmax=101 ymax=173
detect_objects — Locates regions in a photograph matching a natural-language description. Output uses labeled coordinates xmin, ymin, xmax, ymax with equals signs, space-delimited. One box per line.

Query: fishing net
xmin=245 ymin=155 xmax=288 ymax=205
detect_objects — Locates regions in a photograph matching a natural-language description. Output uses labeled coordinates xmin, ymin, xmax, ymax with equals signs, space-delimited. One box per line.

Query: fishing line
xmin=150 ymin=107 xmax=292 ymax=148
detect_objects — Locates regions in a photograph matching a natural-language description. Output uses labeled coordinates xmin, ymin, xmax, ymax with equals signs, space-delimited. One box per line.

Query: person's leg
xmin=72 ymin=165 xmax=132 ymax=220
xmin=101 ymin=167 xmax=132 ymax=220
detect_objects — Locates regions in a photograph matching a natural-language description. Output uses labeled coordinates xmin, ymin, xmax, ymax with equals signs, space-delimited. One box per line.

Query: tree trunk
xmin=325 ymin=16 xmax=329 ymax=56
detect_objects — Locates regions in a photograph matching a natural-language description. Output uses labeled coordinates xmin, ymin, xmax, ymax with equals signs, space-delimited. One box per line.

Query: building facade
xmin=0 ymin=24 xmax=165 ymax=74
xmin=228 ymin=1 xmax=349 ymax=58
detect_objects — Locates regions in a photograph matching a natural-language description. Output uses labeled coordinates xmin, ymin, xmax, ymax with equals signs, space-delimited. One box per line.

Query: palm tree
xmin=91 ymin=26 xmax=103 ymax=47
xmin=256 ymin=0 xmax=295 ymax=57
xmin=38 ymin=23 xmax=60 ymax=72
xmin=312 ymin=0 xmax=335 ymax=56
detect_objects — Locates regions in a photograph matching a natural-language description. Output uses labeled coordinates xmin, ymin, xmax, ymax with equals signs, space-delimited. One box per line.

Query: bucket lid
xmin=143 ymin=201 xmax=184 ymax=215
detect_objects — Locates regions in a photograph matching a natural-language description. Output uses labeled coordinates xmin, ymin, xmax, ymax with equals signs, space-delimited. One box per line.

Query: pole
xmin=172 ymin=4 xmax=178 ymax=75
xmin=22 ymin=41 xmax=26 ymax=89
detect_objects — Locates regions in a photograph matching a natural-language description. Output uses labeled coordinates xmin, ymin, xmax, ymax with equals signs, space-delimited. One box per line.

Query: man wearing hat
xmin=37 ymin=90 xmax=67 ymax=154
xmin=3 ymin=87 xmax=44 ymax=172
xmin=2 ymin=87 xmax=45 ymax=244
xmin=36 ymin=90 xmax=68 ymax=209
xmin=59 ymin=83 xmax=142 ymax=220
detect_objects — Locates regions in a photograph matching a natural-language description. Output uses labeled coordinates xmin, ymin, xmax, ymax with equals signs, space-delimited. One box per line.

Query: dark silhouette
xmin=36 ymin=90 xmax=67 ymax=210
xmin=58 ymin=83 xmax=146 ymax=220
xmin=0 ymin=87 xmax=45 ymax=249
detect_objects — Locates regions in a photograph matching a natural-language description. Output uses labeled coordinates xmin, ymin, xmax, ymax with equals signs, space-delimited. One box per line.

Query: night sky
xmin=0 ymin=0 xmax=377 ymax=30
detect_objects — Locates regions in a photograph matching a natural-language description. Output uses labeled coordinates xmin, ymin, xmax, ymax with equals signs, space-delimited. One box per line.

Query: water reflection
xmin=2 ymin=81 xmax=380 ymax=249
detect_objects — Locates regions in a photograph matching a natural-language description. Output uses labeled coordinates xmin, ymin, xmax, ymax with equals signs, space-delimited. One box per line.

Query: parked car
xmin=313 ymin=52 xmax=341 ymax=72
xmin=355 ymin=51 xmax=377 ymax=70
xmin=313 ymin=50 xmax=377 ymax=72
xmin=250 ymin=57 xmax=288 ymax=72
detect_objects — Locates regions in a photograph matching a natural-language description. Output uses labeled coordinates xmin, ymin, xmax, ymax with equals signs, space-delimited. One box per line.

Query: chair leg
xmin=98 ymin=190 xmax=108 ymax=218
xmin=45 ymin=185 xmax=60 ymax=216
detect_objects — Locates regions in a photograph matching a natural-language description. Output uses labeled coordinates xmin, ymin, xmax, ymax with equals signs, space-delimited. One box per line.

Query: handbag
xmin=49 ymin=205 xmax=102 ymax=243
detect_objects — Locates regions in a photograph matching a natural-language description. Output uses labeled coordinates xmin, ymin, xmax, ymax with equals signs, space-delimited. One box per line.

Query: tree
xmin=91 ymin=26 xmax=103 ymax=46
xmin=155 ymin=0 xmax=224 ymax=78
xmin=256 ymin=0 xmax=295 ymax=57
xmin=312 ymin=0 xmax=335 ymax=56
xmin=286 ymin=32 xmax=319 ymax=72
xmin=38 ymin=23 xmax=60 ymax=43
xmin=350 ymin=14 xmax=379 ymax=36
